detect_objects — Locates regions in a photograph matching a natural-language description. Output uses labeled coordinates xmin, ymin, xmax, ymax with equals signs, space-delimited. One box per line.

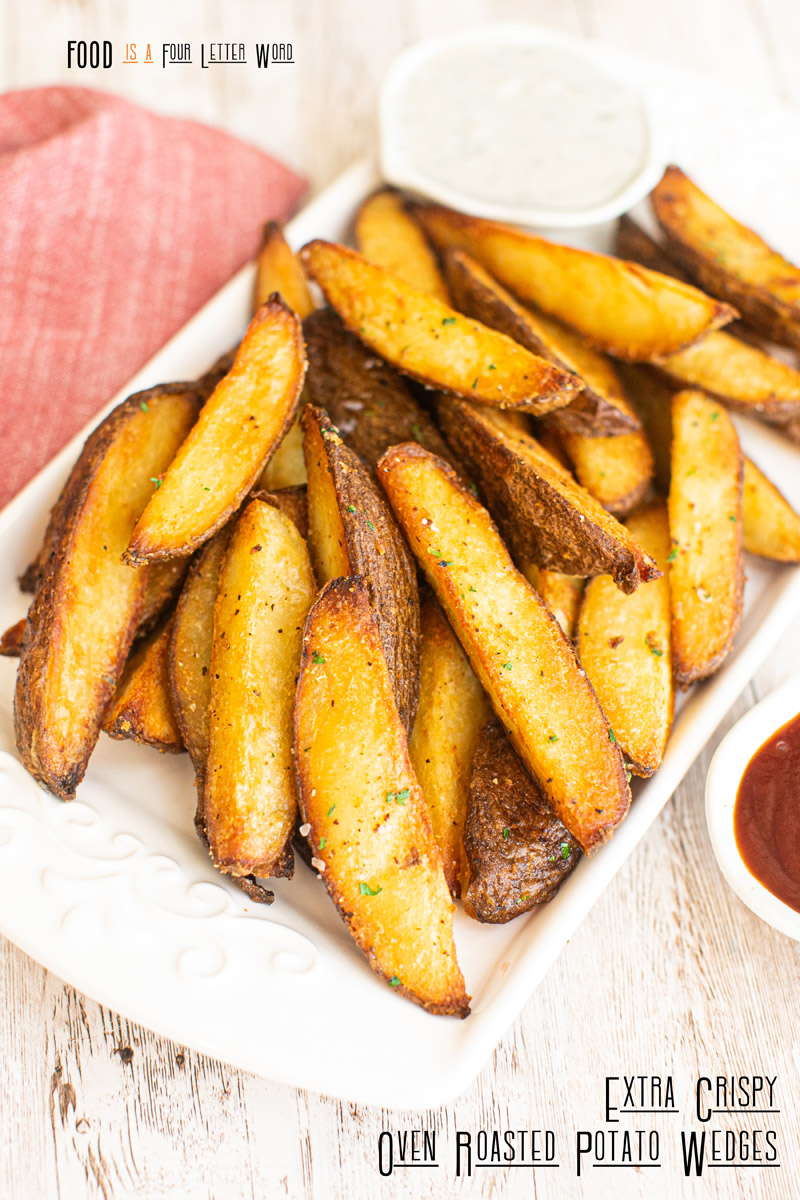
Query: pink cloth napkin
xmin=0 ymin=86 xmax=306 ymax=509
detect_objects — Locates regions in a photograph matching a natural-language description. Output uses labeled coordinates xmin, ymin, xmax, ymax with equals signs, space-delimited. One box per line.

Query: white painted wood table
xmin=2 ymin=2 xmax=800 ymax=1197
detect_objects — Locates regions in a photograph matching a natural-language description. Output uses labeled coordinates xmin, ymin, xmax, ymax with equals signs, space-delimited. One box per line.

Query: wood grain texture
xmin=2 ymin=1 xmax=800 ymax=1197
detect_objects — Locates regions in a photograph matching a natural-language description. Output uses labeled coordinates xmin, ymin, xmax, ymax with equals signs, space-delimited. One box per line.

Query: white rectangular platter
xmin=2 ymin=34 xmax=800 ymax=1109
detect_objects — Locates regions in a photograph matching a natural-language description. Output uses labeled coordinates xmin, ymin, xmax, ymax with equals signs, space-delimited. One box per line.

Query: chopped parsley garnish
xmin=469 ymin=585 xmax=476 ymax=592
xmin=319 ymin=838 xmax=326 ymax=850
xmin=645 ymin=633 xmax=663 ymax=658
xmin=710 ymin=411 xmax=719 ymax=422
xmin=410 ymin=422 xmax=424 ymax=440
xmin=359 ymin=882 xmax=382 ymax=896
xmin=139 ymin=400 xmax=149 ymax=412
xmin=327 ymin=803 xmax=335 ymax=816
xmin=666 ymin=547 xmax=678 ymax=562
xmin=149 ymin=477 xmax=162 ymax=488
xmin=442 ymin=316 xmax=456 ymax=326
xmin=472 ymin=377 xmax=479 ymax=389
xmin=561 ymin=843 xmax=571 ymax=860
xmin=367 ymin=520 xmax=375 ymax=531
xmin=346 ymin=504 xmax=357 ymax=513
xmin=501 ymin=661 xmax=512 ymax=671
xmin=729 ymin=514 xmax=737 ymax=522
xmin=608 ymin=728 xmax=616 ymax=744
xmin=386 ymin=788 xmax=410 ymax=805
xmin=389 ymin=976 xmax=401 ymax=987
xmin=312 ymin=651 xmax=326 ymax=664
xmin=547 ymin=733 xmax=559 ymax=743
xmin=502 ymin=827 xmax=510 ymax=840
xmin=488 ymin=363 xmax=496 ymax=370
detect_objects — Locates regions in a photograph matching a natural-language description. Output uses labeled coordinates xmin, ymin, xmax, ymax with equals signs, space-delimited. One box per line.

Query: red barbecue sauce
xmin=734 ymin=712 xmax=800 ymax=913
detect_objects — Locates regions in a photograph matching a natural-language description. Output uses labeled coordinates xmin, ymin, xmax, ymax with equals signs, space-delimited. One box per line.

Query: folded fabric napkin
xmin=0 ymin=86 xmax=306 ymax=510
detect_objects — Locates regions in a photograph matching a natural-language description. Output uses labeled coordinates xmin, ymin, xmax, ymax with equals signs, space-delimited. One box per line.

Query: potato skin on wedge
xmin=378 ymin=444 xmax=631 ymax=854
xmin=463 ymin=719 xmax=580 ymax=923
xmin=104 ymin=616 xmax=183 ymax=753
xmin=668 ymin=390 xmax=744 ymax=688
xmin=204 ymin=499 xmax=316 ymax=882
xmin=436 ymin=398 xmax=659 ymax=594
xmin=408 ymin=592 xmax=491 ymax=897
xmin=15 ymin=385 xmax=202 ymax=799
xmin=577 ymin=504 xmax=674 ymax=777
xmin=302 ymin=405 xmax=420 ymax=732
xmin=355 ymin=188 xmax=450 ymax=302
xmin=299 ymin=239 xmax=579 ymax=413
xmin=413 ymin=201 xmax=735 ymax=360
xmin=294 ymin=577 xmax=469 ymax=1017
xmin=126 ymin=296 xmax=307 ymax=565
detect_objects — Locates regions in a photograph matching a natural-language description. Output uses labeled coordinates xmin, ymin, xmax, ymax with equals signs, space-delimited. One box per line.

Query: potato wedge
xmin=294 ymin=577 xmax=468 ymax=1016
xmin=103 ymin=617 xmax=183 ymax=753
xmin=615 ymin=213 xmax=685 ymax=279
xmin=378 ymin=444 xmax=631 ymax=854
xmin=126 ymin=297 xmax=306 ymax=565
xmin=203 ymin=499 xmax=315 ymax=882
xmin=559 ymin=423 xmax=655 ymax=517
xmin=302 ymin=405 xmax=420 ymax=731
xmin=652 ymin=165 xmax=800 ymax=351
xmin=0 ymin=619 xmax=25 ymax=657
xmin=257 ymin=418 xmax=307 ymax=489
xmin=435 ymin=397 xmax=659 ymax=593
xmin=445 ymin=249 xmax=639 ymax=435
xmin=742 ymin=458 xmax=800 ymax=562
xmin=577 ymin=504 xmax=674 ymax=776
xmin=668 ymin=390 xmax=744 ymax=687
xmin=408 ymin=592 xmax=491 ymax=897
xmin=15 ymin=386 xmax=202 ymax=799
xmin=462 ymin=718 xmax=580 ymax=923
xmin=254 ymin=221 xmax=315 ymax=318
xmin=413 ymin=201 xmax=735 ymax=359
xmin=255 ymin=484 xmax=309 ymax=540
xmin=522 ymin=566 xmax=584 ymax=638
xmin=299 ymin=239 xmax=580 ymax=413
xmin=303 ymin=308 xmax=458 ymax=471
xmin=355 ymin=188 xmax=449 ymax=302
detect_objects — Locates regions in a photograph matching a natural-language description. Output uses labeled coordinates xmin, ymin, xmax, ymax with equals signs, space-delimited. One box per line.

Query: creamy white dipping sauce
xmin=393 ymin=44 xmax=649 ymax=214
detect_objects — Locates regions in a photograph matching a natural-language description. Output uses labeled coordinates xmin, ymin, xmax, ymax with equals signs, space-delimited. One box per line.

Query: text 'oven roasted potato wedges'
xmin=445 ymin=249 xmax=639 ymax=436
xmin=408 ymin=592 xmax=492 ymax=898
xmin=413 ymin=201 xmax=736 ymax=359
xmin=254 ymin=221 xmax=315 ymax=318
xmin=302 ymin=404 xmax=420 ymax=732
xmin=294 ymin=577 xmax=469 ymax=1017
xmin=378 ymin=444 xmax=631 ymax=854
xmin=299 ymin=239 xmax=580 ymax=413
xmin=303 ymin=308 xmax=458 ymax=472
xmin=436 ymin=398 xmax=659 ymax=593
xmin=15 ymin=384 xmax=202 ymax=799
xmin=126 ymin=296 xmax=307 ymax=565
xmin=462 ymin=718 xmax=580 ymax=923
xmin=103 ymin=616 xmax=183 ymax=753
xmin=668 ymin=390 xmax=744 ymax=688
xmin=652 ymin=165 xmax=800 ymax=352
xmin=741 ymin=458 xmax=800 ymax=562
xmin=355 ymin=188 xmax=450 ymax=303
xmin=577 ymin=504 xmax=674 ymax=777
xmin=203 ymin=499 xmax=316 ymax=884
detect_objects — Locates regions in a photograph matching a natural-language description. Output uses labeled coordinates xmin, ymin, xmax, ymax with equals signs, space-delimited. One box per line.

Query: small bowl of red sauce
xmin=706 ymin=674 xmax=800 ymax=940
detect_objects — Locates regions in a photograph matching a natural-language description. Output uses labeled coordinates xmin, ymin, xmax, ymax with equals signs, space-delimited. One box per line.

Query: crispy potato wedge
xmin=522 ymin=565 xmax=584 ymax=638
xmin=15 ymin=386 xmax=202 ymax=799
xmin=668 ymin=390 xmax=744 ymax=687
xmin=652 ymin=166 xmax=800 ymax=351
xmin=302 ymin=405 xmax=420 ymax=731
xmin=257 ymin=418 xmax=307 ymax=489
xmin=294 ymin=577 xmax=468 ymax=1016
xmin=413 ymin=201 xmax=735 ymax=359
xmin=203 ymin=499 xmax=315 ymax=882
xmin=126 ymin=297 xmax=306 ymax=564
xmin=436 ymin=397 xmax=659 ymax=593
xmin=254 ymin=221 xmax=315 ymax=318
xmin=615 ymin=213 xmax=686 ymax=279
xmin=462 ymin=718 xmax=580 ymax=922
xmin=445 ymin=250 xmax=638 ymax=435
xmin=577 ymin=504 xmax=674 ymax=776
xmin=303 ymin=308 xmax=458 ymax=471
xmin=408 ymin=592 xmax=491 ymax=897
xmin=299 ymin=240 xmax=580 ymax=413
xmin=378 ymin=444 xmax=631 ymax=853
xmin=355 ymin=188 xmax=450 ymax=302
xmin=742 ymin=458 xmax=800 ymax=562
xmin=255 ymin=484 xmax=309 ymax=540
xmin=0 ymin=618 xmax=25 ymax=657
xmin=103 ymin=616 xmax=183 ymax=753
xmin=559 ymin=423 xmax=655 ymax=517
xmin=618 ymin=364 xmax=675 ymax=491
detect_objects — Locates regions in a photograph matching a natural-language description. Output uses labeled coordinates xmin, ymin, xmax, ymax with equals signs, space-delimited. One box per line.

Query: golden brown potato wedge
xmin=462 ymin=718 xmax=580 ymax=923
xmin=302 ymin=405 xmax=420 ymax=731
xmin=652 ymin=166 xmax=800 ymax=351
xmin=303 ymin=308 xmax=458 ymax=471
xmin=436 ymin=397 xmax=659 ymax=593
xmin=617 ymin=364 xmax=675 ymax=491
xmin=103 ymin=616 xmax=183 ymax=753
xmin=294 ymin=577 xmax=469 ymax=1017
xmin=742 ymin=458 xmax=800 ymax=562
xmin=299 ymin=239 xmax=580 ymax=413
xmin=254 ymin=221 xmax=315 ymax=318
xmin=522 ymin=566 xmax=584 ymax=638
xmin=445 ymin=250 xmax=638 ymax=435
xmin=355 ymin=188 xmax=450 ymax=302
xmin=577 ymin=504 xmax=674 ymax=777
xmin=0 ymin=618 xmax=25 ymax=657
xmin=413 ymin=201 xmax=735 ymax=359
xmin=408 ymin=592 xmax=491 ymax=897
xmin=203 ymin=499 xmax=316 ymax=883
xmin=668 ymin=390 xmax=744 ymax=688
xmin=15 ymin=386 xmax=202 ymax=799
xmin=126 ymin=297 xmax=306 ymax=565
xmin=559 ymin=423 xmax=654 ymax=516
xmin=378 ymin=443 xmax=631 ymax=854
xmin=255 ymin=484 xmax=309 ymax=540
xmin=257 ymin=419 xmax=307 ymax=490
